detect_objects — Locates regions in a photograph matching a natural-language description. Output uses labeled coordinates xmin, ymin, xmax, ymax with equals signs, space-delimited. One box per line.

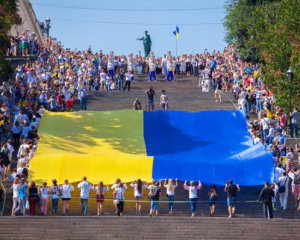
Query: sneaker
xmin=191 ymin=213 xmax=195 ymax=217
xmin=228 ymin=215 xmax=232 ymax=218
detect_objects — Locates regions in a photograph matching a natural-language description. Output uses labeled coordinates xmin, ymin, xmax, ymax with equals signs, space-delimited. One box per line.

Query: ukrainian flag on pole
xmin=173 ymin=26 xmax=179 ymax=39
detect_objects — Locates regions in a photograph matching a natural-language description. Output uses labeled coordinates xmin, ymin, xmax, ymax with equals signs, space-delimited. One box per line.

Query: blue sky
xmin=30 ymin=0 xmax=227 ymax=56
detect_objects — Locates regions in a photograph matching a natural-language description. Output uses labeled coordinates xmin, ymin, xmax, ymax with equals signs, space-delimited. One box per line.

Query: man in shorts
xmin=145 ymin=86 xmax=155 ymax=111
xmin=224 ymin=180 xmax=240 ymax=218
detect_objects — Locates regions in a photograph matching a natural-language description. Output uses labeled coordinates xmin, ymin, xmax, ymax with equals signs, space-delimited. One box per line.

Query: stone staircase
xmin=0 ymin=216 xmax=299 ymax=240
xmin=83 ymin=73 xmax=236 ymax=112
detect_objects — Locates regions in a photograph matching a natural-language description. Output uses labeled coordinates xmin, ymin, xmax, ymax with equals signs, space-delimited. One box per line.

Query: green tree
xmin=0 ymin=0 xmax=21 ymax=80
xmin=225 ymin=0 xmax=300 ymax=111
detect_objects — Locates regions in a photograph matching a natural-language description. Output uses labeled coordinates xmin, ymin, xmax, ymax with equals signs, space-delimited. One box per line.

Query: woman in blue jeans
xmin=183 ymin=180 xmax=202 ymax=217
xmin=164 ymin=179 xmax=178 ymax=214
xmin=50 ymin=179 xmax=61 ymax=215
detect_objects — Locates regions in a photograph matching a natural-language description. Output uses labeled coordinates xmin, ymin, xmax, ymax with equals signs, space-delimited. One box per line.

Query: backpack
xmin=293 ymin=173 xmax=300 ymax=185
xmin=148 ymin=186 xmax=159 ymax=200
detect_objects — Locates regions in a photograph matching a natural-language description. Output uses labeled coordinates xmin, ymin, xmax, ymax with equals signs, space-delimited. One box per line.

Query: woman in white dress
xmin=202 ymin=78 xmax=210 ymax=92
xmin=11 ymin=178 xmax=20 ymax=216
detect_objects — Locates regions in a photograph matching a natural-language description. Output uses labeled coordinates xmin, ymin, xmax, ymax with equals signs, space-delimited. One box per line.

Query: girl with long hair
xmin=28 ymin=181 xmax=38 ymax=215
xmin=39 ymin=182 xmax=49 ymax=216
xmin=113 ymin=181 xmax=127 ymax=216
xmin=61 ymin=179 xmax=74 ymax=216
xmin=94 ymin=181 xmax=109 ymax=216
xmin=130 ymin=179 xmax=147 ymax=215
xmin=208 ymin=185 xmax=218 ymax=216
xmin=164 ymin=179 xmax=178 ymax=214
xmin=183 ymin=180 xmax=202 ymax=217
xmin=49 ymin=179 xmax=61 ymax=215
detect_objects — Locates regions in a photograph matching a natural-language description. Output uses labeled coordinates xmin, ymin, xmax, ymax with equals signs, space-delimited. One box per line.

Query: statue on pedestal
xmin=137 ymin=31 xmax=152 ymax=57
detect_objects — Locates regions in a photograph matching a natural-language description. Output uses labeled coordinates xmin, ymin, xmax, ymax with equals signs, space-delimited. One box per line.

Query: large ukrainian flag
xmin=29 ymin=110 xmax=274 ymax=185
xmin=29 ymin=110 xmax=153 ymax=184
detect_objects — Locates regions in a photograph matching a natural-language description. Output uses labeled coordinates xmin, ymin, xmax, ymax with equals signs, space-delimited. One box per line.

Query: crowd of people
xmin=6 ymin=30 xmax=45 ymax=57
xmin=0 ymin=38 xmax=299 ymax=219
xmin=9 ymin=176 xmax=242 ymax=218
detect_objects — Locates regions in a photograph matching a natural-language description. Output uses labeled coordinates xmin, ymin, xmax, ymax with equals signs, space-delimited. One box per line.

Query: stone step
xmin=0 ymin=217 xmax=299 ymax=239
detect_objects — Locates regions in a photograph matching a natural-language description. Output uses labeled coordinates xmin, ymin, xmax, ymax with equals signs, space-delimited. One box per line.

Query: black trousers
xmin=124 ymin=81 xmax=131 ymax=91
xmin=117 ymin=200 xmax=124 ymax=216
xmin=263 ymin=203 xmax=273 ymax=219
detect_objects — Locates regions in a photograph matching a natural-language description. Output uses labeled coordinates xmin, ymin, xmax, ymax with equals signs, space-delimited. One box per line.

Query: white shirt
xmin=17 ymin=157 xmax=29 ymax=167
xmin=261 ymin=117 xmax=271 ymax=130
xmin=164 ymin=184 xmax=177 ymax=196
xmin=286 ymin=152 xmax=294 ymax=160
xmin=167 ymin=61 xmax=173 ymax=71
xmin=7 ymin=143 xmax=14 ymax=154
xmin=130 ymin=183 xmax=146 ymax=197
xmin=40 ymin=187 xmax=49 ymax=199
xmin=94 ymin=186 xmax=109 ymax=195
xmin=240 ymin=91 xmax=247 ymax=100
xmin=107 ymin=61 xmax=113 ymax=70
xmin=125 ymin=73 xmax=133 ymax=81
xmin=11 ymin=184 xmax=19 ymax=198
xmin=278 ymin=176 xmax=289 ymax=190
xmin=267 ymin=127 xmax=274 ymax=138
xmin=274 ymin=167 xmax=284 ymax=183
xmin=184 ymin=184 xmax=202 ymax=198
xmin=114 ymin=185 xmax=127 ymax=200
xmin=288 ymin=171 xmax=300 ymax=186
xmin=17 ymin=144 xmax=29 ymax=158
xmin=77 ymin=181 xmax=93 ymax=199
xmin=61 ymin=184 xmax=74 ymax=198
xmin=149 ymin=61 xmax=156 ymax=72
xmin=100 ymin=72 xmax=107 ymax=81
xmin=7 ymin=143 xmax=14 ymax=161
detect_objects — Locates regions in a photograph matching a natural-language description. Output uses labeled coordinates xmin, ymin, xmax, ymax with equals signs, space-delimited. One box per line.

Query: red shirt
xmin=279 ymin=114 xmax=286 ymax=127
xmin=56 ymin=94 xmax=62 ymax=104
xmin=66 ymin=98 xmax=74 ymax=110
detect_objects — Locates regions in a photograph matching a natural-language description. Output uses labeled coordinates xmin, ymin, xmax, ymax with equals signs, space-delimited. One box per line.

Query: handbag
xmin=278 ymin=177 xmax=288 ymax=193
xmin=25 ymin=199 xmax=30 ymax=210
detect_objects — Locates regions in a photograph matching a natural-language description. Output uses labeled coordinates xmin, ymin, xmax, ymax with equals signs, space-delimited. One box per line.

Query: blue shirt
xmin=210 ymin=60 xmax=217 ymax=69
xmin=19 ymin=184 xmax=27 ymax=198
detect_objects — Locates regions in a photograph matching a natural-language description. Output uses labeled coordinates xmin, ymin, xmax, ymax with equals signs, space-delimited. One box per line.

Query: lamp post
xmin=287 ymin=68 xmax=294 ymax=113
xmin=45 ymin=18 xmax=51 ymax=37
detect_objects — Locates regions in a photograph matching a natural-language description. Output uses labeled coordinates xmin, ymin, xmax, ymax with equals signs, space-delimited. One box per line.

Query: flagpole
xmin=176 ymin=37 xmax=177 ymax=57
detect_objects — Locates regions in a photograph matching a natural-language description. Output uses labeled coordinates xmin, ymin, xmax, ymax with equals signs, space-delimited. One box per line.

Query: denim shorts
xmin=227 ymin=197 xmax=236 ymax=206
xmin=150 ymin=200 xmax=159 ymax=210
xmin=147 ymin=100 xmax=154 ymax=106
